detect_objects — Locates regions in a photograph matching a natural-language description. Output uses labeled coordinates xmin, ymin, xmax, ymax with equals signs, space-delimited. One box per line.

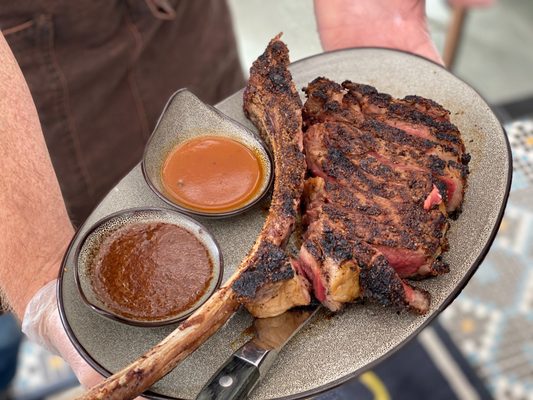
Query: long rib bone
xmin=77 ymin=34 xmax=306 ymax=400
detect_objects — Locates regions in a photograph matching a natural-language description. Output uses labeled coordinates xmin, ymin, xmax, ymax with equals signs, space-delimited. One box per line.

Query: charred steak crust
xmin=300 ymin=220 xmax=430 ymax=313
xmin=303 ymin=77 xmax=470 ymax=215
xmin=232 ymin=35 xmax=310 ymax=317
xmin=232 ymin=242 xmax=294 ymax=298
xmin=240 ymin=35 xmax=305 ymax=241
xmin=299 ymin=77 xmax=469 ymax=314
xmin=358 ymin=255 xmax=430 ymax=314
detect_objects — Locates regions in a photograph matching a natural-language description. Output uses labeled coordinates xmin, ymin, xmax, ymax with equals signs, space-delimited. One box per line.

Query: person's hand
xmin=448 ymin=0 xmax=494 ymax=7
xmin=314 ymin=0 xmax=444 ymax=66
xmin=1 ymin=29 xmax=144 ymax=397
xmin=21 ymin=280 xmax=104 ymax=388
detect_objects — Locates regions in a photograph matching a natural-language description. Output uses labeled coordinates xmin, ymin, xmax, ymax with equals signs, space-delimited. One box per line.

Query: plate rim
xmin=57 ymin=46 xmax=513 ymax=400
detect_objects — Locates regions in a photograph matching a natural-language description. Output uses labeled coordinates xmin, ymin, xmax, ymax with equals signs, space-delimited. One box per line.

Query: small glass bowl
xmin=74 ymin=207 xmax=223 ymax=327
xmin=142 ymin=89 xmax=273 ymax=218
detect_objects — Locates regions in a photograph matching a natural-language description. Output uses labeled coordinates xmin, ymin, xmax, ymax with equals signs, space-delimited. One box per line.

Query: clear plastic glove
xmin=21 ymin=280 xmax=103 ymax=388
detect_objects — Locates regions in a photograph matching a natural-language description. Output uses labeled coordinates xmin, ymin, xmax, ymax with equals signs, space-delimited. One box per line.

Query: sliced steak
xmin=298 ymin=214 xmax=430 ymax=314
xmin=303 ymin=77 xmax=470 ymax=216
xmin=342 ymin=80 xmax=469 ymax=215
xmin=298 ymin=77 xmax=470 ymax=315
xmin=302 ymin=175 xmax=449 ymax=279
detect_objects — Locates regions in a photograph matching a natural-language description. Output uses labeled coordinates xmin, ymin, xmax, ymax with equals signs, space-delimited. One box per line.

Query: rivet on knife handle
xmin=195 ymin=355 xmax=260 ymax=400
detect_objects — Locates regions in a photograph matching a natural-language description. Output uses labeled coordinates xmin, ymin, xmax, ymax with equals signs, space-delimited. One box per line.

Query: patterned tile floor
xmin=8 ymin=339 xmax=77 ymax=400
xmin=440 ymin=119 xmax=533 ymax=400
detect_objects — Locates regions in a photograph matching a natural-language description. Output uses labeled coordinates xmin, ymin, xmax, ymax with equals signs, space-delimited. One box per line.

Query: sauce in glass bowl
xmin=161 ymin=136 xmax=265 ymax=214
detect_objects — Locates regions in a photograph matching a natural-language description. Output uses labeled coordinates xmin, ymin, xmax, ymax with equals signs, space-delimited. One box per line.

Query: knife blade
xmin=195 ymin=305 xmax=320 ymax=400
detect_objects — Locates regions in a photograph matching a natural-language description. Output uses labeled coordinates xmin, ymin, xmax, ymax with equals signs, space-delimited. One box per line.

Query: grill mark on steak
xmin=341 ymin=81 xmax=461 ymax=137
xmin=341 ymin=80 xmax=468 ymax=215
xmin=401 ymin=95 xmax=451 ymax=121
xmin=303 ymin=77 xmax=469 ymax=215
xmin=308 ymin=120 xmax=464 ymax=217
xmin=305 ymin=123 xmax=436 ymax=205
xmin=303 ymin=176 xmax=448 ymax=279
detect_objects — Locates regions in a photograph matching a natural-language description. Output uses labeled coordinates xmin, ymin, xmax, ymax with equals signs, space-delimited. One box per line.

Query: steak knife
xmin=195 ymin=305 xmax=320 ymax=400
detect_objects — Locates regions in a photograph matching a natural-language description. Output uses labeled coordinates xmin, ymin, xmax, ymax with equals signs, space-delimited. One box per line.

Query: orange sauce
xmin=162 ymin=136 xmax=264 ymax=213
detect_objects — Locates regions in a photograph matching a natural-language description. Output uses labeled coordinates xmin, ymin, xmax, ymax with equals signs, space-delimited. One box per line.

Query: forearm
xmin=314 ymin=0 xmax=442 ymax=64
xmin=0 ymin=33 xmax=73 ymax=319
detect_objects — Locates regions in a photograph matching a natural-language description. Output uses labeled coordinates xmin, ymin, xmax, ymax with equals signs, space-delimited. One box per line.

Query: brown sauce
xmin=90 ymin=222 xmax=213 ymax=321
xmin=161 ymin=136 xmax=264 ymax=213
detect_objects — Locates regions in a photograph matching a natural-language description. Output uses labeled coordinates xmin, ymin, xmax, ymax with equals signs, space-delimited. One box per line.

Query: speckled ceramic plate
xmin=58 ymin=48 xmax=511 ymax=400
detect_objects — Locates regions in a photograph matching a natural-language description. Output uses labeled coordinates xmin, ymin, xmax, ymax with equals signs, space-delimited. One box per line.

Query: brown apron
xmin=1 ymin=0 xmax=245 ymax=226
